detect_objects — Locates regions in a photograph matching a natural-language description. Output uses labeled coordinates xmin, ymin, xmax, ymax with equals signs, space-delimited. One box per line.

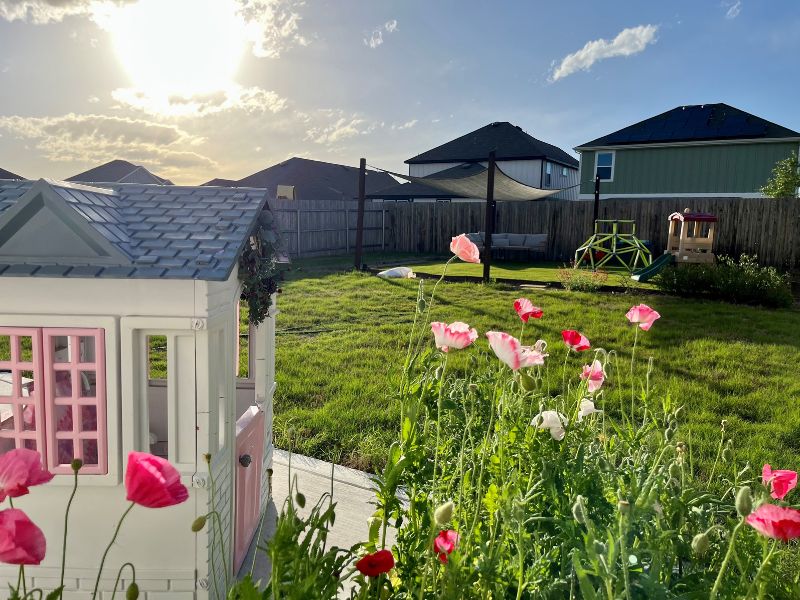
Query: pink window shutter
xmin=43 ymin=329 xmax=108 ymax=475
xmin=0 ymin=328 xmax=47 ymax=457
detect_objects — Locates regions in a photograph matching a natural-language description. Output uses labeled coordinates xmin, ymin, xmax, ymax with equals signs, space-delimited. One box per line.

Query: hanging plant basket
xmin=238 ymin=212 xmax=280 ymax=327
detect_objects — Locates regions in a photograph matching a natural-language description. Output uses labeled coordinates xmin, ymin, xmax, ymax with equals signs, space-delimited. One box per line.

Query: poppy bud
xmin=669 ymin=462 xmax=681 ymax=480
xmin=735 ymin=486 xmax=752 ymax=517
xmin=468 ymin=383 xmax=478 ymax=393
xmin=664 ymin=427 xmax=675 ymax=442
xmin=434 ymin=367 xmax=443 ymax=380
xmin=673 ymin=406 xmax=685 ymax=420
xmin=722 ymin=446 xmax=733 ymax=462
xmin=593 ymin=540 xmax=607 ymax=555
xmin=691 ymin=532 xmax=710 ymax=557
xmin=416 ymin=298 xmax=426 ymax=314
xmin=126 ymin=583 xmax=140 ymax=600
xmin=71 ymin=458 xmax=83 ymax=472
xmin=296 ymin=492 xmax=306 ymax=508
xmin=203 ymin=453 xmax=212 ymax=465
xmin=572 ymin=495 xmax=587 ymax=525
xmin=617 ymin=500 xmax=631 ymax=515
xmin=434 ymin=501 xmax=455 ymax=526
xmin=191 ymin=515 xmax=207 ymax=532
xmin=519 ymin=372 xmax=536 ymax=392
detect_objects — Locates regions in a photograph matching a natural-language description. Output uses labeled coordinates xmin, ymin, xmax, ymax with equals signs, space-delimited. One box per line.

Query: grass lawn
xmin=274 ymin=255 xmax=800 ymax=475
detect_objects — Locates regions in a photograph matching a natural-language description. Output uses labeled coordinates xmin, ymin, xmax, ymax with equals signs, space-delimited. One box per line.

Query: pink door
xmin=234 ymin=406 xmax=265 ymax=572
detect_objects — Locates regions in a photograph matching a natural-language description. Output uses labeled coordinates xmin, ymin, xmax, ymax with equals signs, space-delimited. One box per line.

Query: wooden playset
xmin=0 ymin=178 xmax=279 ymax=599
xmin=666 ymin=208 xmax=718 ymax=264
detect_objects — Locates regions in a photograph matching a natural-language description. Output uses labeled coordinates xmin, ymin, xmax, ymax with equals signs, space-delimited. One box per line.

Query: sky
xmin=0 ymin=0 xmax=799 ymax=185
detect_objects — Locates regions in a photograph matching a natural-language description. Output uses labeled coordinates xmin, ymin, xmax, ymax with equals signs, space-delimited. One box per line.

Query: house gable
xmin=0 ymin=180 xmax=131 ymax=265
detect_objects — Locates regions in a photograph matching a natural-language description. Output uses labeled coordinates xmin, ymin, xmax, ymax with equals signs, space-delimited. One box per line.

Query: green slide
xmin=631 ymin=253 xmax=674 ymax=282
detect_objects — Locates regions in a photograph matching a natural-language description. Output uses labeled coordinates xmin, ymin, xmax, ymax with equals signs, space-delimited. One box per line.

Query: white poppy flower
xmin=532 ymin=410 xmax=568 ymax=441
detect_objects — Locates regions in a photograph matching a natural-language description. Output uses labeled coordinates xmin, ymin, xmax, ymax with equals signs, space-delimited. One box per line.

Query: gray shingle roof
xmin=202 ymin=157 xmax=398 ymax=200
xmin=66 ymin=159 xmax=174 ymax=185
xmin=0 ymin=179 xmax=272 ymax=281
xmin=576 ymin=103 xmax=800 ymax=149
xmin=406 ymin=122 xmax=579 ymax=168
xmin=0 ymin=167 xmax=24 ymax=180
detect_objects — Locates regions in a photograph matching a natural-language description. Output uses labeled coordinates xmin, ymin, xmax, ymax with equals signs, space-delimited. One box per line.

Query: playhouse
xmin=0 ymin=179 xmax=279 ymax=598
xmin=666 ymin=209 xmax=717 ymax=263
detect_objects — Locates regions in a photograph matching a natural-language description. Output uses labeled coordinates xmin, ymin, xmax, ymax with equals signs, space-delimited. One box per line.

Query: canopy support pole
xmin=482 ymin=151 xmax=496 ymax=282
xmin=354 ymin=157 xmax=366 ymax=270
xmin=592 ymin=174 xmax=600 ymax=224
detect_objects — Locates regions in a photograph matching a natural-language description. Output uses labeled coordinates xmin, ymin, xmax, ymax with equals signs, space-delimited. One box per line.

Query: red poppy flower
xmin=561 ymin=330 xmax=590 ymax=352
xmin=125 ymin=451 xmax=189 ymax=508
xmin=433 ymin=529 xmax=459 ymax=563
xmin=0 ymin=449 xmax=54 ymax=502
xmin=355 ymin=549 xmax=394 ymax=577
xmin=0 ymin=508 xmax=46 ymax=565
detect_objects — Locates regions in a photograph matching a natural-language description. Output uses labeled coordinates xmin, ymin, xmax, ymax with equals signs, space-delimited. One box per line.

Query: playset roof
xmin=0 ymin=179 xmax=275 ymax=281
xmin=668 ymin=211 xmax=718 ymax=223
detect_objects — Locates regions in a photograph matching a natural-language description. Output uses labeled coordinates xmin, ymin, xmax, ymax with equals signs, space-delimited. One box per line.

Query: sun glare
xmin=103 ymin=0 xmax=247 ymax=99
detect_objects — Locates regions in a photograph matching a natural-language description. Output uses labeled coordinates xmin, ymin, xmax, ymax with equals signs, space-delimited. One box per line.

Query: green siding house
xmin=575 ymin=104 xmax=800 ymax=199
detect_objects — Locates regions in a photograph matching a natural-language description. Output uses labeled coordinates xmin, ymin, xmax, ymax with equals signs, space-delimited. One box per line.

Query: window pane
xmin=80 ymin=371 xmax=97 ymax=397
xmin=57 ymin=439 xmax=74 ymax=465
xmin=18 ymin=338 xmax=33 ymax=363
xmin=0 ymin=403 xmax=14 ymax=430
xmin=148 ymin=336 xmax=167 ymax=379
xmin=21 ymin=404 xmax=36 ymax=431
xmin=597 ymin=166 xmax=612 ymax=181
xmin=0 ymin=373 xmax=11 ymax=397
xmin=21 ymin=370 xmax=34 ymax=396
xmin=82 ymin=439 xmax=99 ymax=466
xmin=546 ymin=162 xmax=552 ymax=174
xmin=22 ymin=439 xmax=37 ymax=452
xmin=596 ymin=153 xmax=613 ymax=167
xmin=0 ymin=438 xmax=16 ymax=453
xmin=55 ymin=371 xmax=72 ymax=397
xmin=0 ymin=336 xmax=9 ymax=362
xmin=53 ymin=337 xmax=70 ymax=363
xmin=78 ymin=337 xmax=95 ymax=363
xmin=80 ymin=405 xmax=97 ymax=432
xmin=55 ymin=405 xmax=73 ymax=432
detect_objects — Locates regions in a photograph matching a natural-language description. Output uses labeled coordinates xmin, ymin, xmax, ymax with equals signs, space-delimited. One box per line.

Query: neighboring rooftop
xmin=406 ymin=122 xmax=579 ymax=168
xmin=66 ymin=159 xmax=174 ymax=185
xmin=202 ymin=157 xmax=397 ymax=200
xmin=0 ymin=179 xmax=274 ymax=280
xmin=577 ymin=103 xmax=800 ymax=149
xmin=0 ymin=167 xmax=24 ymax=180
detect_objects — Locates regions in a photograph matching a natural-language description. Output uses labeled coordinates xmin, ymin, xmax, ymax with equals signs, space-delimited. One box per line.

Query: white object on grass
xmin=377 ymin=267 xmax=416 ymax=279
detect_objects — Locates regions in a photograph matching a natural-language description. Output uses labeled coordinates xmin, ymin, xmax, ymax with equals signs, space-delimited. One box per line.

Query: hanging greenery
xmin=238 ymin=211 xmax=280 ymax=326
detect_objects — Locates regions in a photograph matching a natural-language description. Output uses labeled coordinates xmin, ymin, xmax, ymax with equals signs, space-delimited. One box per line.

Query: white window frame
xmin=561 ymin=166 xmax=568 ymax=177
xmin=595 ymin=151 xmax=615 ymax=182
xmin=544 ymin=162 xmax=552 ymax=187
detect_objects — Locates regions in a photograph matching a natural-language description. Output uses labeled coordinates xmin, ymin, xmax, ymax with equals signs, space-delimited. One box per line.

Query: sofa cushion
xmin=524 ymin=234 xmax=547 ymax=248
xmin=507 ymin=233 xmax=526 ymax=247
xmin=492 ymin=237 xmax=510 ymax=247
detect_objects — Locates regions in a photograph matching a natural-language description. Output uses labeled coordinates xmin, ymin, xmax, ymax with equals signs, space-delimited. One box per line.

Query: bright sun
xmin=103 ymin=0 xmax=247 ymax=98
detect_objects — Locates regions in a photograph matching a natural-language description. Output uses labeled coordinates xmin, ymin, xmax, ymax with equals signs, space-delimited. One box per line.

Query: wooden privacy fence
xmin=383 ymin=197 xmax=800 ymax=269
xmin=272 ymin=198 xmax=388 ymax=257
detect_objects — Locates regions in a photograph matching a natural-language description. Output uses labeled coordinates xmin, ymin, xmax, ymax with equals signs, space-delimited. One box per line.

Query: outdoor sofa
xmin=466 ymin=232 xmax=547 ymax=259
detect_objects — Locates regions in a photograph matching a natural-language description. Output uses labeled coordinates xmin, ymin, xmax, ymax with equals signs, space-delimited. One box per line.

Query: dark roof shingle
xmin=405 ymin=122 xmax=579 ymax=168
xmin=577 ymin=103 xmax=800 ymax=149
xmin=0 ymin=167 xmax=24 ymax=180
xmin=67 ymin=159 xmax=173 ymax=185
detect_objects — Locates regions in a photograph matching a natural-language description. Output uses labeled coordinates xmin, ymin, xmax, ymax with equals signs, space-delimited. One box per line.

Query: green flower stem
xmin=60 ymin=465 xmax=80 ymax=591
xmin=630 ymin=328 xmax=639 ymax=415
xmin=414 ymin=255 xmax=455 ymax=357
xmin=618 ymin=513 xmax=632 ymax=600
xmin=748 ymin=539 xmax=777 ymax=599
xmin=110 ymin=562 xmax=136 ymax=599
xmin=92 ymin=502 xmax=135 ymax=600
xmin=431 ymin=353 xmax=449 ymax=494
xmin=710 ymin=519 xmax=744 ymax=600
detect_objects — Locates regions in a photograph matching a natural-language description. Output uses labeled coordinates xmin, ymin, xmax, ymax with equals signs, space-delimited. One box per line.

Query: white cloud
xmin=112 ymin=85 xmax=288 ymax=117
xmin=392 ymin=119 xmax=417 ymax=130
xmin=550 ymin=24 xmax=659 ymax=82
xmin=365 ymin=19 xmax=398 ymax=48
xmin=87 ymin=95 xmax=100 ymax=103
xmin=0 ymin=0 xmax=309 ymax=59
xmin=302 ymin=109 xmax=382 ymax=145
xmin=724 ymin=1 xmax=742 ymax=19
xmin=0 ymin=113 xmax=216 ymax=178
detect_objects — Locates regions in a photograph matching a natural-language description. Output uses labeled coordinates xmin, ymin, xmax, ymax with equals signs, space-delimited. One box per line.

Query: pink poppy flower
xmin=513 ymin=298 xmax=543 ymax=323
xmin=580 ymin=360 xmax=605 ymax=393
xmin=125 ymin=452 xmax=189 ymax=509
xmin=433 ymin=529 xmax=459 ymax=564
xmin=561 ymin=330 xmax=590 ymax=352
xmin=762 ymin=464 xmax=798 ymax=500
xmin=449 ymin=234 xmax=480 ymax=264
xmin=0 ymin=448 xmax=54 ymax=503
xmin=430 ymin=322 xmax=478 ymax=353
xmin=0 ymin=508 xmax=46 ymax=565
xmin=625 ymin=304 xmax=661 ymax=331
xmin=486 ymin=331 xmax=548 ymax=371
xmin=745 ymin=503 xmax=800 ymax=542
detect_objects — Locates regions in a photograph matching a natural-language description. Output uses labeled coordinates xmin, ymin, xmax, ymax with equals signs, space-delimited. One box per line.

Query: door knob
xmin=239 ymin=454 xmax=252 ymax=467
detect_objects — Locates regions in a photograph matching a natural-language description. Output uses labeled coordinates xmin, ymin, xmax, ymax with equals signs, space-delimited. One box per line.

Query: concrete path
xmin=239 ymin=450 xmax=396 ymax=595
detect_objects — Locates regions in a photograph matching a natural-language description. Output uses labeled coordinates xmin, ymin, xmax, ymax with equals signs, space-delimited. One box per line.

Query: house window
xmin=561 ymin=167 xmax=568 ymax=177
xmin=544 ymin=162 xmax=552 ymax=187
xmin=0 ymin=327 xmax=107 ymax=475
xmin=596 ymin=152 xmax=615 ymax=181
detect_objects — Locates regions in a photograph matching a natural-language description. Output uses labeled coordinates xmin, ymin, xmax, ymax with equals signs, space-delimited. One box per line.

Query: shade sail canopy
xmin=372 ymin=163 xmax=571 ymax=201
